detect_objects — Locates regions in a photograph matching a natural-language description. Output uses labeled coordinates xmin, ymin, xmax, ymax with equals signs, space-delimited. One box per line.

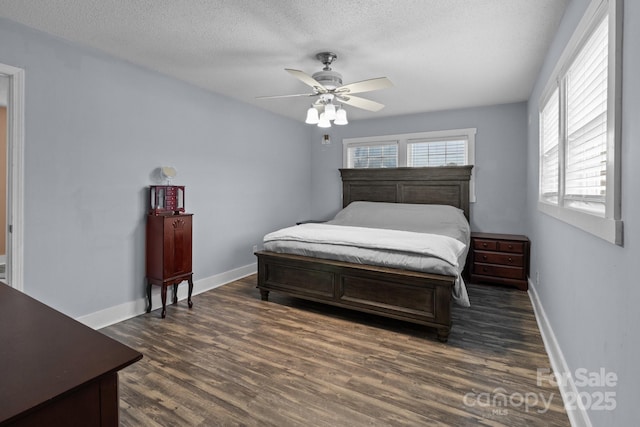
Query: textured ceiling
xmin=0 ymin=0 xmax=569 ymax=122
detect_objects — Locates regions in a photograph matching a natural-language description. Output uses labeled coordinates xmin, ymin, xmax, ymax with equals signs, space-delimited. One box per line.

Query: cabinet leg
xmin=259 ymin=289 xmax=269 ymax=301
xmin=146 ymin=281 xmax=152 ymax=313
xmin=187 ymin=276 xmax=194 ymax=309
xmin=172 ymin=284 xmax=178 ymax=304
xmin=160 ymin=285 xmax=168 ymax=319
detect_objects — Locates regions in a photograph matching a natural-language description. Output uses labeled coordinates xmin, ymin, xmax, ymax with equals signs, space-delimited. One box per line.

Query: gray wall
xmin=310 ymin=102 xmax=528 ymax=234
xmin=0 ymin=18 xmax=312 ymax=318
xmin=526 ymin=0 xmax=639 ymax=425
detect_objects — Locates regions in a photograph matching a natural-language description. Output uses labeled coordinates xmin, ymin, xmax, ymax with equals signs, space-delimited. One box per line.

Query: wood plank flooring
xmin=102 ymin=276 xmax=569 ymax=426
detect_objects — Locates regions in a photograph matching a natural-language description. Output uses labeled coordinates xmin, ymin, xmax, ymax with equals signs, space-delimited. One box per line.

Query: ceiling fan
xmin=257 ymin=52 xmax=393 ymax=127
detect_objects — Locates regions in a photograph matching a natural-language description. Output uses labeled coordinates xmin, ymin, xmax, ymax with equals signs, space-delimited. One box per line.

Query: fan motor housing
xmin=312 ymin=69 xmax=343 ymax=90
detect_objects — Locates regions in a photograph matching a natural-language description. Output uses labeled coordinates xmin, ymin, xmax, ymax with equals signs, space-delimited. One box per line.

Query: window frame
xmin=343 ymin=128 xmax=476 ymax=202
xmin=538 ymin=0 xmax=623 ymax=245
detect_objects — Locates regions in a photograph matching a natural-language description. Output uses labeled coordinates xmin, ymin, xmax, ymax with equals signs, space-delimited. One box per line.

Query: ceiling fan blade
xmin=336 ymin=94 xmax=385 ymax=112
xmin=336 ymin=77 xmax=393 ymax=95
xmin=256 ymin=93 xmax=316 ymax=99
xmin=285 ymin=69 xmax=327 ymax=93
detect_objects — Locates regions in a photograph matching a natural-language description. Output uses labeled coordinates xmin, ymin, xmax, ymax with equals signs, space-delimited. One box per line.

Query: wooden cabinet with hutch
xmin=145 ymin=185 xmax=194 ymax=318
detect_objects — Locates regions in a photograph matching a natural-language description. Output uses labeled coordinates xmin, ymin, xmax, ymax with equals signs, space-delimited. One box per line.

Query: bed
xmin=255 ymin=166 xmax=473 ymax=342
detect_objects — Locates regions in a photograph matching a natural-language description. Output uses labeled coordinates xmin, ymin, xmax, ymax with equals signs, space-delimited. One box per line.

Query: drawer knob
xmin=482 ymin=255 xmax=488 ymax=260
xmin=482 ymin=243 xmax=488 ymax=248
xmin=508 ymin=257 xmax=513 ymax=263
xmin=508 ymin=244 xmax=513 ymax=249
xmin=482 ymin=267 xmax=488 ymax=272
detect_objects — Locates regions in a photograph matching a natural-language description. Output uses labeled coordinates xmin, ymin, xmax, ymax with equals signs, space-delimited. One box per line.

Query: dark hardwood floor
xmin=102 ymin=275 xmax=569 ymax=426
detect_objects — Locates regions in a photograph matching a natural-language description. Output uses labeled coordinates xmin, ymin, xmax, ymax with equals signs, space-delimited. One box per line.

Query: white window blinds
xmin=407 ymin=138 xmax=467 ymax=167
xmin=540 ymin=88 xmax=560 ymax=204
xmin=348 ymin=143 xmax=398 ymax=168
xmin=565 ymin=16 xmax=608 ymax=214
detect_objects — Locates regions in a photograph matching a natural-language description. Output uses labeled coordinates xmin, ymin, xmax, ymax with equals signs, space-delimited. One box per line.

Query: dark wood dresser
xmin=146 ymin=212 xmax=194 ymax=318
xmin=0 ymin=283 xmax=142 ymax=427
xmin=469 ymin=232 xmax=530 ymax=291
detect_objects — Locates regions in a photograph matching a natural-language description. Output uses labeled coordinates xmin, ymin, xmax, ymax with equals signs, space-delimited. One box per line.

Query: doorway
xmin=0 ymin=63 xmax=24 ymax=291
xmin=0 ymin=79 xmax=7 ymax=279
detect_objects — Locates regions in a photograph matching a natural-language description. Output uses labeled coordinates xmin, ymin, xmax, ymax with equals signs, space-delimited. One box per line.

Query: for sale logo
xmin=537 ymin=367 xmax=617 ymax=411
xmin=461 ymin=368 xmax=617 ymax=415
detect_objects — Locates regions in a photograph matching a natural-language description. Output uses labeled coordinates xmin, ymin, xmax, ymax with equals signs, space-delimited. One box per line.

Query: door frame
xmin=0 ymin=63 xmax=25 ymax=291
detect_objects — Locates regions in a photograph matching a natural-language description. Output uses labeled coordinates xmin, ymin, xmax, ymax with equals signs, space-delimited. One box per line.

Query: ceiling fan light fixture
xmin=318 ymin=112 xmax=331 ymax=128
xmin=258 ymin=51 xmax=391 ymax=127
xmin=334 ymin=108 xmax=348 ymax=125
xmin=305 ymin=107 xmax=319 ymax=124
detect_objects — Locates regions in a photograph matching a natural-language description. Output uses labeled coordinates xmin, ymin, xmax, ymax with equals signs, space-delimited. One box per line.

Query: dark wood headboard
xmin=339 ymin=166 xmax=473 ymax=220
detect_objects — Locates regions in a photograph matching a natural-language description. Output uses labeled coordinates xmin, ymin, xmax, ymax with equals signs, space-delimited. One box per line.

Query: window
xmin=538 ymin=0 xmax=622 ymax=245
xmin=407 ymin=138 xmax=467 ymax=167
xmin=343 ymin=128 xmax=476 ymax=201
xmin=350 ymin=143 xmax=398 ymax=168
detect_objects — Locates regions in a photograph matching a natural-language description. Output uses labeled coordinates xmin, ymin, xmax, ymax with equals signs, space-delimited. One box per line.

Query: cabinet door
xmin=163 ymin=216 xmax=192 ymax=278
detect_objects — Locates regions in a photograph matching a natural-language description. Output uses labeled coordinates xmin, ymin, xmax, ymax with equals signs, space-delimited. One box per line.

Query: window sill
xmin=538 ymin=201 xmax=623 ymax=245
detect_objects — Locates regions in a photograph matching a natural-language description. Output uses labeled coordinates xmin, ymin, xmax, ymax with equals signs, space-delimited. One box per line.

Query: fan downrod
xmin=316 ymin=52 xmax=338 ymax=70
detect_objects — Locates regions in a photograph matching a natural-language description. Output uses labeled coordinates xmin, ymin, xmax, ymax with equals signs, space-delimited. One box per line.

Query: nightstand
xmin=469 ymin=232 xmax=530 ymax=291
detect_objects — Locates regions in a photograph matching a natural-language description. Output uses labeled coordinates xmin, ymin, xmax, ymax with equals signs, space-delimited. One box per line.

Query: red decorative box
xmin=149 ymin=185 xmax=185 ymax=214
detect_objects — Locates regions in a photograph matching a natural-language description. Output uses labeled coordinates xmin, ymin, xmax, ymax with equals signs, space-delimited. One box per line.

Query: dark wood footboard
xmin=256 ymin=251 xmax=455 ymax=342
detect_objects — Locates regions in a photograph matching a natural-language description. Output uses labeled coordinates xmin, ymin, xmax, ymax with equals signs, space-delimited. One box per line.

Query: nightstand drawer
xmin=474 ymin=251 xmax=524 ymax=267
xmin=473 ymin=239 xmax=498 ymax=251
xmin=473 ymin=263 xmax=525 ymax=280
xmin=497 ymin=241 xmax=524 ymax=254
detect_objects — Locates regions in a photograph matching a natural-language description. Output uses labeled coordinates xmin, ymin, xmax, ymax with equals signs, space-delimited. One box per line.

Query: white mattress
xmin=263 ymin=202 xmax=471 ymax=306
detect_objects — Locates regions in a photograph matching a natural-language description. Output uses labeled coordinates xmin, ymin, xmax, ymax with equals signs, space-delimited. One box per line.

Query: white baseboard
xmin=528 ymin=279 xmax=592 ymax=427
xmin=77 ymin=263 xmax=256 ymax=330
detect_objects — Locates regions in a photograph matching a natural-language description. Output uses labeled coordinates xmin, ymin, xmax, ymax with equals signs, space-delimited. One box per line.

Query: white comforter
xmin=263 ymin=221 xmax=471 ymax=307
xmin=264 ymin=223 xmax=465 ymax=267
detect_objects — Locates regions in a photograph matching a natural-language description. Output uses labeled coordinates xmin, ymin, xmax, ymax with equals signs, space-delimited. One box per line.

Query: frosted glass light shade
xmin=305 ymin=107 xmax=319 ymax=124
xmin=334 ymin=108 xmax=348 ymax=125
xmin=324 ymin=103 xmax=336 ymax=121
xmin=318 ymin=112 xmax=331 ymax=128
